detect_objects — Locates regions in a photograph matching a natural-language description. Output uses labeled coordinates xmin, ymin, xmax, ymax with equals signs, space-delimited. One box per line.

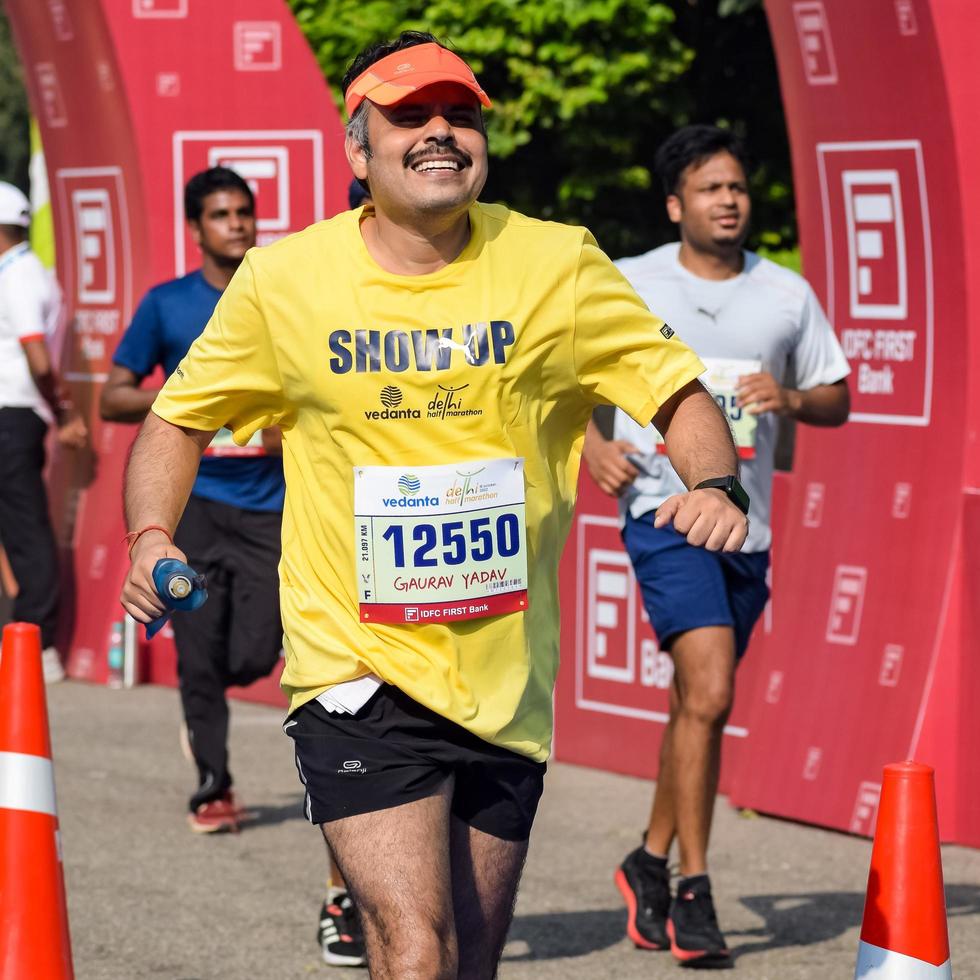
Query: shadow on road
xmin=501 ymin=885 xmax=980 ymax=964
xmin=241 ymin=794 xmax=306 ymax=829
xmin=503 ymin=909 xmax=626 ymax=961
xmin=729 ymin=883 xmax=980 ymax=962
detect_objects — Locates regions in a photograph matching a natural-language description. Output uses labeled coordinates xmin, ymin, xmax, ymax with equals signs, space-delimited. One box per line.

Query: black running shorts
xmin=285 ymin=684 xmax=546 ymax=841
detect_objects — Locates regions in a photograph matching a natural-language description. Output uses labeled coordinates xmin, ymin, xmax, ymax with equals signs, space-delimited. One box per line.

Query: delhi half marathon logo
xmin=445 ymin=466 xmax=499 ymax=508
xmin=427 ymin=384 xmax=483 ymax=420
xmin=398 ymin=474 xmax=421 ymax=497
xmin=364 ymin=385 xmax=420 ymax=421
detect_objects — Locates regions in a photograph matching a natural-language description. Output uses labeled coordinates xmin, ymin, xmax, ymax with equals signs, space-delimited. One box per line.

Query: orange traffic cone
xmin=854 ymin=761 xmax=951 ymax=978
xmin=0 ymin=622 xmax=74 ymax=979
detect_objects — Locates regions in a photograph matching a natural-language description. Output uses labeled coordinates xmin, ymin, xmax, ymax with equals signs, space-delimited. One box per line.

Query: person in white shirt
xmin=0 ymin=181 xmax=87 ymax=682
xmin=583 ymin=126 xmax=850 ymax=967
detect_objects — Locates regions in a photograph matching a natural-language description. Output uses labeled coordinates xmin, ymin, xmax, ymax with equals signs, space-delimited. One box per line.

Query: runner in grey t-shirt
xmin=613 ymin=240 xmax=849 ymax=552
xmin=583 ymin=126 xmax=849 ymax=967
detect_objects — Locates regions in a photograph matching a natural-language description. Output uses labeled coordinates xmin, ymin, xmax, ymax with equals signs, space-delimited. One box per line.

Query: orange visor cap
xmin=344 ymin=42 xmax=492 ymax=117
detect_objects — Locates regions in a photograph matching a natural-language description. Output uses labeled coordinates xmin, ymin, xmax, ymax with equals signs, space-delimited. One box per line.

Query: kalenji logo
xmin=339 ymin=760 xmax=367 ymax=774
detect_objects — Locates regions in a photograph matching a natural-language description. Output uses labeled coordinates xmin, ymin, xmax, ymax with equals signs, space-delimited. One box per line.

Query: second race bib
xmin=203 ymin=427 xmax=266 ymax=457
xmin=655 ymin=357 xmax=761 ymax=460
xmin=354 ymin=458 xmax=529 ymax=625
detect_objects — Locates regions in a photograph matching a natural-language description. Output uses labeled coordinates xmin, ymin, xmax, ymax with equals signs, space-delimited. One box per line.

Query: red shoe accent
xmin=614 ymin=868 xmax=666 ymax=950
xmin=188 ymin=793 xmax=241 ymax=834
xmin=666 ymin=919 xmax=730 ymax=964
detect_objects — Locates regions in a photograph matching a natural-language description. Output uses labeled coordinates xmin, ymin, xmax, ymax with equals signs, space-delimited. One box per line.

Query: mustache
xmin=403 ymin=143 xmax=472 ymax=170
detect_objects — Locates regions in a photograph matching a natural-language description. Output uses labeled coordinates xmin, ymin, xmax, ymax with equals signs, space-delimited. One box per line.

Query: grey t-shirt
xmin=613 ymin=243 xmax=850 ymax=552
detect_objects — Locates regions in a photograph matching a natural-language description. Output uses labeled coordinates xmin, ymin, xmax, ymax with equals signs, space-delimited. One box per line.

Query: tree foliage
xmin=0 ymin=3 xmax=794 ymax=258
xmin=0 ymin=11 xmax=30 ymax=193
xmin=288 ymin=0 xmax=795 ymax=258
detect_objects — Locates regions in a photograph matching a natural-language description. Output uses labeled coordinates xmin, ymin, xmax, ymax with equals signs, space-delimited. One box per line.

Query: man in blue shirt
xmin=101 ymin=168 xmax=284 ymax=831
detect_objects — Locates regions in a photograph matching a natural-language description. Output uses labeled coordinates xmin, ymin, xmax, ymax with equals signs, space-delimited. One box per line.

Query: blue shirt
xmin=113 ymin=270 xmax=285 ymax=512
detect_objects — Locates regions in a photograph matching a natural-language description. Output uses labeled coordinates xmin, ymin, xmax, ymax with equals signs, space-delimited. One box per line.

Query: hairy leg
xmin=324 ymin=840 xmax=348 ymax=891
xmin=645 ymin=677 xmax=680 ymax=856
xmin=450 ymin=817 xmax=529 ymax=980
xmin=320 ymin=779 xmax=457 ymax=980
xmin=659 ymin=626 xmax=735 ymax=876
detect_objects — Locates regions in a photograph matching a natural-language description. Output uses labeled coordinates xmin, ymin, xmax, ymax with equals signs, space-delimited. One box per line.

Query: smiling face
xmin=346 ymin=81 xmax=488 ymax=224
xmin=667 ymin=151 xmax=751 ymax=255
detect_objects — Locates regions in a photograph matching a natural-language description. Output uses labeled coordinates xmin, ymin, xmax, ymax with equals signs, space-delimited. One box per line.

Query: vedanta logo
xmin=381 ymin=495 xmax=441 ymax=507
xmin=380 ymin=386 xmax=403 ymax=408
xmin=398 ymin=474 xmax=421 ymax=496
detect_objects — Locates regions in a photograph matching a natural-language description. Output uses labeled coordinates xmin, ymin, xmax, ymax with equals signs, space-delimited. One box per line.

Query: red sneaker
xmin=188 ymin=791 xmax=241 ymax=834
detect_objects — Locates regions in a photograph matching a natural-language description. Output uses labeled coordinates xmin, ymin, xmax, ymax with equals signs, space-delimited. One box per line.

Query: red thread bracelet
xmin=124 ymin=524 xmax=174 ymax=558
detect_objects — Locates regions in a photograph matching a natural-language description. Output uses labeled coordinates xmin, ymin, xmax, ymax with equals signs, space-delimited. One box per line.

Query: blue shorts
xmin=622 ymin=512 xmax=770 ymax=660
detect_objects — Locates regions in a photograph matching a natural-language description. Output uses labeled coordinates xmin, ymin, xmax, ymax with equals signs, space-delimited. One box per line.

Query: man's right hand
xmin=121 ymin=530 xmax=186 ymax=624
xmin=56 ymin=411 xmax=88 ymax=449
xmin=583 ymin=427 xmax=643 ymax=498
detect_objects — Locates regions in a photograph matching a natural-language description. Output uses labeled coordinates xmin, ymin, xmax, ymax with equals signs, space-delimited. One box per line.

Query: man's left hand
xmin=654 ymin=488 xmax=748 ymax=552
xmin=736 ymin=372 xmax=800 ymax=417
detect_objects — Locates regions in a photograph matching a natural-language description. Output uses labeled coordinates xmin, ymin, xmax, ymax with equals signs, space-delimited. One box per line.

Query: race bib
xmin=354 ymin=458 xmax=529 ymax=625
xmin=203 ymin=427 xmax=266 ymax=458
xmin=655 ymin=357 xmax=761 ymax=460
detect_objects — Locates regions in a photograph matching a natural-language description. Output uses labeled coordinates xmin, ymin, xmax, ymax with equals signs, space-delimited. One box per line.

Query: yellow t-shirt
xmin=152 ymin=203 xmax=704 ymax=761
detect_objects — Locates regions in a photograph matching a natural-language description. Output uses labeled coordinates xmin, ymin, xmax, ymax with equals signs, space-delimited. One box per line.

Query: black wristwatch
xmin=694 ymin=476 xmax=750 ymax=515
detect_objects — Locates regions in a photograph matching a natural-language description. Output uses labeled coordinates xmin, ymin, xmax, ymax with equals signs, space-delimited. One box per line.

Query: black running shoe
xmin=667 ymin=875 xmax=732 ymax=969
xmin=317 ymin=892 xmax=367 ymax=968
xmin=614 ymin=845 xmax=672 ymax=950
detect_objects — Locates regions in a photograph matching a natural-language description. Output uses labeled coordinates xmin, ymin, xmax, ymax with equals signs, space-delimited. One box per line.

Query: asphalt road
xmin=45 ymin=682 xmax=980 ymax=979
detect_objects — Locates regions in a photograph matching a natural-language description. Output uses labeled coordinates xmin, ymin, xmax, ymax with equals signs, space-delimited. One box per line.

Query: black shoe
xmin=317 ymin=892 xmax=367 ymax=968
xmin=667 ymin=875 xmax=732 ymax=969
xmin=614 ymin=845 xmax=671 ymax=950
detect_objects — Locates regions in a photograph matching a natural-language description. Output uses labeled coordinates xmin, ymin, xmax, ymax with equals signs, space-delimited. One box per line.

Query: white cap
xmin=0 ymin=182 xmax=31 ymax=227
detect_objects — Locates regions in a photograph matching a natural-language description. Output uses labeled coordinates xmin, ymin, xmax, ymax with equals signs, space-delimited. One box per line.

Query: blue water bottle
xmin=146 ymin=558 xmax=208 ymax=639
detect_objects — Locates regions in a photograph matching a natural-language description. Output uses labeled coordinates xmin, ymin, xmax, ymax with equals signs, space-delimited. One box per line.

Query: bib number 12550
xmin=382 ymin=514 xmax=521 ymax=568
xmin=354 ymin=458 xmax=530 ymax=624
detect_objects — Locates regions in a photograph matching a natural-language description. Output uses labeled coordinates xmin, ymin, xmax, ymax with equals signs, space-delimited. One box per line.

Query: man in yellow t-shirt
xmin=120 ymin=31 xmax=749 ymax=978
